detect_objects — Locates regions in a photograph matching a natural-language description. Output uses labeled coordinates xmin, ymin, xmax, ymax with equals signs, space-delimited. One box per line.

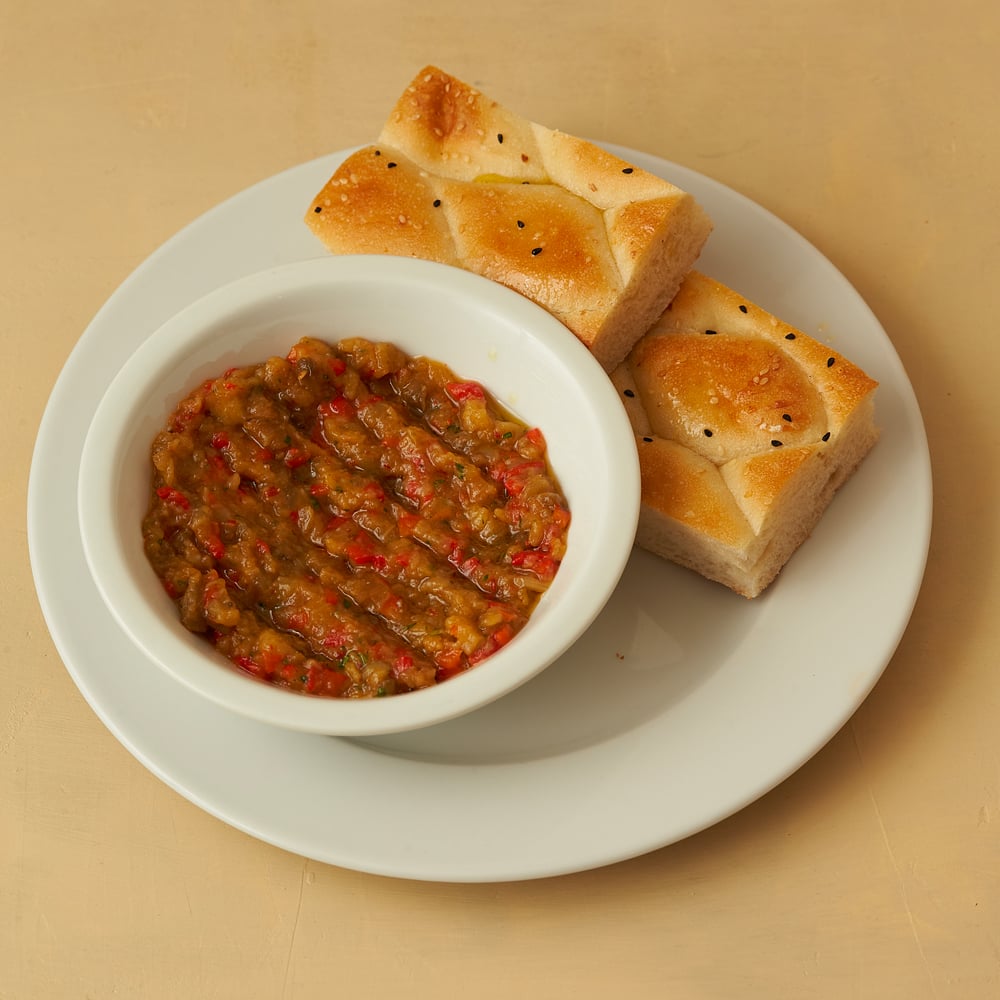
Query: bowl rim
xmin=77 ymin=254 xmax=640 ymax=736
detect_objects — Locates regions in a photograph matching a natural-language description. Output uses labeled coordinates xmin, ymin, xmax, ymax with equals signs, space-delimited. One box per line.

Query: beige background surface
xmin=3 ymin=1 xmax=998 ymax=997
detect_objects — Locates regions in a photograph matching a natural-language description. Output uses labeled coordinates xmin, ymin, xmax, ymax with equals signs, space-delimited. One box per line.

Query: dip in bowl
xmin=78 ymin=255 xmax=639 ymax=736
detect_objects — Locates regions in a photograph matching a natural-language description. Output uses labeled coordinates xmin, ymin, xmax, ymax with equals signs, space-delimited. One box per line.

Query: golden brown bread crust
xmin=611 ymin=271 xmax=879 ymax=597
xmin=305 ymin=66 xmax=713 ymax=372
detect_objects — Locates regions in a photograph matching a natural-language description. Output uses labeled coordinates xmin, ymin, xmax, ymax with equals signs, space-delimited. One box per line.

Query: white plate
xmin=28 ymin=146 xmax=932 ymax=883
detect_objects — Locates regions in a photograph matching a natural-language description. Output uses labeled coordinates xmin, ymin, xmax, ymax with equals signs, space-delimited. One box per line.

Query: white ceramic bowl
xmin=78 ymin=255 xmax=639 ymax=736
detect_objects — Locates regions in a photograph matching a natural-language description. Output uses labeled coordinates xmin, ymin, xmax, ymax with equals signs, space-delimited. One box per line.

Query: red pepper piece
xmin=234 ymin=654 xmax=266 ymax=678
xmin=468 ymin=621 xmax=517 ymax=666
xmin=511 ymin=549 xmax=558 ymax=579
xmin=434 ymin=646 xmax=465 ymax=681
xmin=318 ymin=396 xmax=354 ymax=418
xmin=205 ymin=531 xmax=225 ymax=562
xmin=492 ymin=622 xmax=516 ymax=648
xmin=305 ymin=664 xmax=351 ymax=697
xmin=345 ymin=540 xmax=389 ymax=573
xmin=392 ymin=652 xmax=414 ymax=676
xmin=156 ymin=486 xmax=190 ymax=510
xmin=284 ymin=447 xmax=309 ymax=469
xmin=524 ymin=426 xmax=546 ymax=449
xmin=446 ymin=381 xmax=485 ymax=401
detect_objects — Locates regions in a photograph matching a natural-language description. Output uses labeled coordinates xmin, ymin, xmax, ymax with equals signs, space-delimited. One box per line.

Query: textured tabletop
xmin=3 ymin=3 xmax=998 ymax=997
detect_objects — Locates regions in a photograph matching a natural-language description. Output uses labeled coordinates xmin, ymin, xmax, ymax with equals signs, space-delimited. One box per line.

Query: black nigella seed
xmin=822 ymin=432 xmax=831 ymax=442
xmin=642 ymin=436 xmax=653 ymax=443
xmin=433 ymin=199 xmax=442 ymax=207
xmin=739 ymin=304 xmax=748 ymax=313
xmin=704 ymin=329 xmax=718 ymax=336
xmin=623 ymin=389 xmax=635 ymax=398
xmin=497 ymin=133 xmax=504 ymax=143
xmin=771 ymin=440 xmax=783 ymax=447
xmin=531 ymin=247 xmax=543 ymax=256
xmin=622 ymin=167 xmax=634 ymax=174
xmin=387 ymin=162 xmax=398 ymax=169
xmin=374 ymin=149 xmax=381 ymax=156
xmin=313 ymin=206 xmax=322 ymax=213
xmin=785 ymin=333 xmax=796 ymax=340
xmin=704 ymin=428 xmax=713 ymax=437
xmin=516 ymin=219 xmax=525 ymax=228
xmin=782 ymin=413 xmax=792 ymax=422
xmin=827 ymin=356 xmax=836 ymax=367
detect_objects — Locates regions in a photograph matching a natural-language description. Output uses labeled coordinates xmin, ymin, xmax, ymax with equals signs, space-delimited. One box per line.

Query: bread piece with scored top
xmin=611 ymin=271 xmax=879 ymax=597
xmin=305 ymin=65 xmax=713 ymax=372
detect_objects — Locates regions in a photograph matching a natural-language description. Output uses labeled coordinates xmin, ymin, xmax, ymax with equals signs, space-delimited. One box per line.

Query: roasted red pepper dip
xmin=141 ymin=336 xmax=570 ymax=699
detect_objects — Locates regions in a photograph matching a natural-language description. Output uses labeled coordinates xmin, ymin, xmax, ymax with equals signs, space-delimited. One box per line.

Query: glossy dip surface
xmin=142 ymin=336 xmax=570 ymax=698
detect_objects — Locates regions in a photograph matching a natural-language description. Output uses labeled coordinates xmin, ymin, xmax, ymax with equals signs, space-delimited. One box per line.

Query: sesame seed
xmin=785 ymin=333 xmax=796 ymax=340
xmin=623 ymin=389 xmax=635 ymax=398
